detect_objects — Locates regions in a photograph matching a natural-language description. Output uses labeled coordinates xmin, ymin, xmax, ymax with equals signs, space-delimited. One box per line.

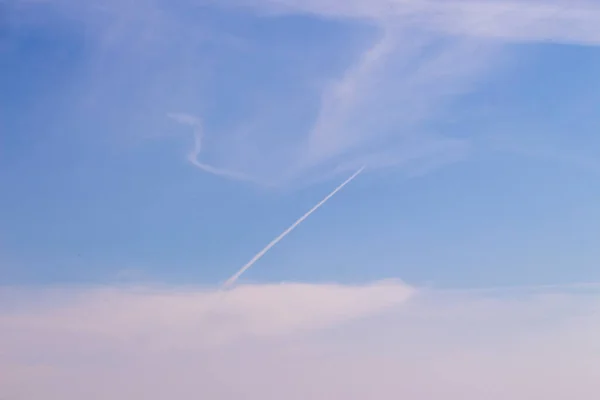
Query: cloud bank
xmin=2 ymin=280 xmax=600 ymax=399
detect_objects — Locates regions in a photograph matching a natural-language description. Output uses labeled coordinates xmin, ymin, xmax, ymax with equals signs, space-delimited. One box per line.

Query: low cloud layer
xmin=2 ymin=280 xmax=600 ymax=399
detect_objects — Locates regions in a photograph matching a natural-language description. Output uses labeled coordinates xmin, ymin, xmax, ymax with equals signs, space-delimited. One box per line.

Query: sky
xmin=2 ymin=0 xmax=600 ymax=398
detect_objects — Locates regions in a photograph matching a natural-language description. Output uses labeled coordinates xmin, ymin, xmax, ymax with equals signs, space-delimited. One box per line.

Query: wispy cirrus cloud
xmin=166 ymin=25 xmax=499 ymax=186
xmin=133 ymin=0 xmax=600 ymax=186
xmin=227 ymin=0 xmax=600 ymax=44
xmin=2 ymin=280 xmax=600 ymax=399
xmin=7 ymin=0 xmax=600 ymax=187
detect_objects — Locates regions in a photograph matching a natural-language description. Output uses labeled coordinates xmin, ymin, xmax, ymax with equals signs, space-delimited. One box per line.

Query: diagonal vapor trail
xmin=222 ymin=165 xmax=366 ymax=288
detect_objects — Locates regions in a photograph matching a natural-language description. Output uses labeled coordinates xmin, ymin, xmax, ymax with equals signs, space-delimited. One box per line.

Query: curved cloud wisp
xmin=8 ymin=0 xmax=600 ymax=187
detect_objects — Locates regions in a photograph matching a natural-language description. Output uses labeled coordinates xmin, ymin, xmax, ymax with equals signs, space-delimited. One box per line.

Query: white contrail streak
xmin=223 ymin=165 xmax=366 ymax=288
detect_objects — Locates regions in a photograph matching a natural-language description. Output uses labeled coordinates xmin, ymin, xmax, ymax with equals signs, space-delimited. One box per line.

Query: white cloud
xmin=10 ymin=0 xmax=600 ymax=187
xmin=167 ymin=0 xmax=600 ymax=186
xmin=0 ymin=280 xmax=414 ymax=350
xmin=2 ymin=281 xmax=600 ymax=399
xmin=228 ymin=0 xmax=600 ymax=45
xmin=296 ymin=28 xmax=496 ymax=173
xmin=169 ymin=29 xmax=499 ymax=186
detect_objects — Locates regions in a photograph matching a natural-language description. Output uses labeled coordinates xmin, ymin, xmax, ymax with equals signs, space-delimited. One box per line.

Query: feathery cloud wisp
xmin=10 ymin=0 xmax=600 ymax=186
xmin=233 ymin=0 xmax=600 ymax=46
xmin=164 ymin=0 xmax=600 ymax=185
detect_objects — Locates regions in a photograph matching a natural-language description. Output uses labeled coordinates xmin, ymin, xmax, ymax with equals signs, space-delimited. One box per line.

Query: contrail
xmin=223 ymin=165 xmax=366 ymax=288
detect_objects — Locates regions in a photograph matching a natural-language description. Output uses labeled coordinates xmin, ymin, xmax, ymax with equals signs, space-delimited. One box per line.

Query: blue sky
xmin=5 ymin=2 xmax=600 ymax=398
xmin=2 ymin=0 xmax=600 ymax=289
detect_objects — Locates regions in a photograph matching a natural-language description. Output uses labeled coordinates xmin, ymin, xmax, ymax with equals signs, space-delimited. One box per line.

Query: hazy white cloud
xmin=169 ymin=29 xmax=498 ymax=186
xmin=228 ymin=0 xmax=600 ymax=45
xmin=165 ymin=0 xmax=600 ymax=185
xmin=2 ymin=280 xmax=600 ymax=399
xmin=9 ymin=0 xmax=600 ymax=186
xmin=0 ymin=280 xmax=414 ymax=349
